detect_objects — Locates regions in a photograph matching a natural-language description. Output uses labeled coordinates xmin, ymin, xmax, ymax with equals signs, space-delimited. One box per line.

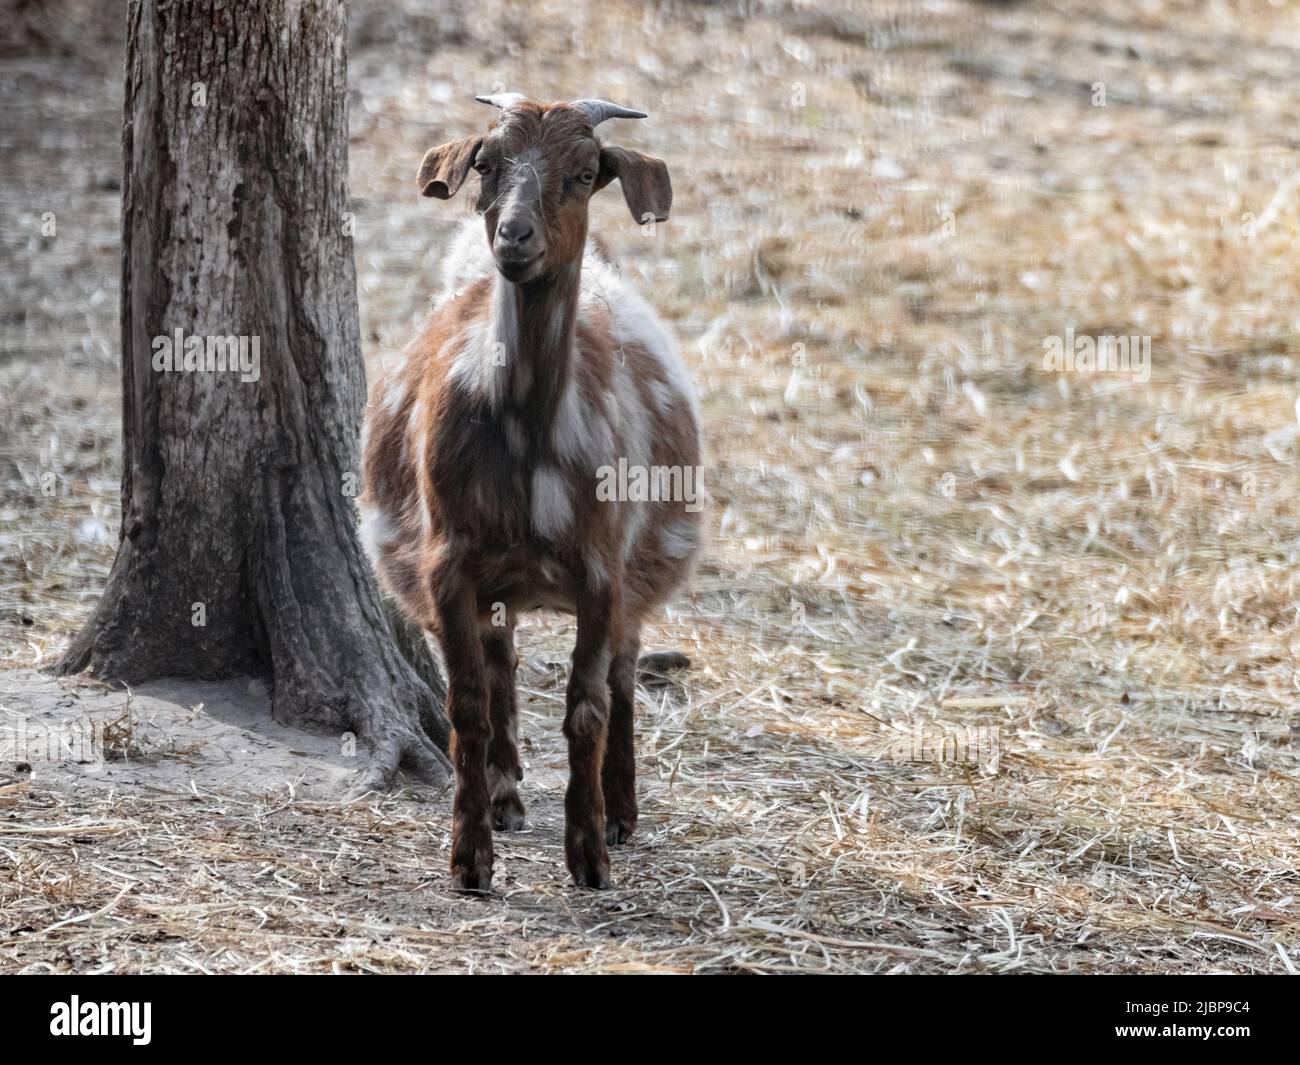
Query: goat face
xmin=476 ymin=104 xmax=597 ymax=283
xmin=417 ymin=98 xmax=674 ymax=285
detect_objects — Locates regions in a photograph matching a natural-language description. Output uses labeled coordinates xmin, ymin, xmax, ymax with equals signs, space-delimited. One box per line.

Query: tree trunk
xmin=57 ymin=0 xmax=450 ymax=789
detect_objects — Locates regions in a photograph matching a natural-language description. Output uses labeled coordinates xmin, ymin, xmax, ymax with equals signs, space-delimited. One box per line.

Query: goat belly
xmin=470 ymin=551 xmax=580 ymax=617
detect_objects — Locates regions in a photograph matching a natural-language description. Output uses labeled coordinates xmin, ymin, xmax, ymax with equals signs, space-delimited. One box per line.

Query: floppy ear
xmin=417 ymin=135 xmax=484 ymax=199
xmin=595 ymin=147 xmax=672 ymax=224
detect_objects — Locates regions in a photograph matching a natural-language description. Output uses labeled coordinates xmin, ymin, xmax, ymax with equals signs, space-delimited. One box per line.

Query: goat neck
xmin=490 ymin=259 xmax=582 ymax=418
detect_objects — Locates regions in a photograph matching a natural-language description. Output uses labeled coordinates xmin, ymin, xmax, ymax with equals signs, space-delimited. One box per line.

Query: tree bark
xmin=57 ymin=0 xmax=450 ymax=788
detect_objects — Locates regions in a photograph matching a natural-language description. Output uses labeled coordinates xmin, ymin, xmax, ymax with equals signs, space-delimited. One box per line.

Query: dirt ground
xmin=3 ymin=0 xmax=1300 ymax=972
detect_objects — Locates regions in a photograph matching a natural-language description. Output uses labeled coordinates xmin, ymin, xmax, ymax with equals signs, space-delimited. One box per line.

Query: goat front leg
xmin=603 ymin=625 xmax=641 ymax=845
xmin=564 ymin=575 xmax=620 ymax=888
xmin=436 ymin=574 xmax=495 ymax=893
xmin=481 ymin=617 xmax=525 ymax=831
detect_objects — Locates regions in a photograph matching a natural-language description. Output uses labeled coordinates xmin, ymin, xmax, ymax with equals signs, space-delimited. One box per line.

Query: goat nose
xmin=498 ymin=219 xmax=534 ymax=247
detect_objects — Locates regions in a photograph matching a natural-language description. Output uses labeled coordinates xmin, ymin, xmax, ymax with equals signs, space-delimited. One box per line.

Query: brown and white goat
xmin=360 ymin=95 xmax=702 ymax=891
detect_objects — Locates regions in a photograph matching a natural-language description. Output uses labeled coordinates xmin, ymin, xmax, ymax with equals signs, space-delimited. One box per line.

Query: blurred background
xmin=4 ymin=0 xmax=1300 ymax=972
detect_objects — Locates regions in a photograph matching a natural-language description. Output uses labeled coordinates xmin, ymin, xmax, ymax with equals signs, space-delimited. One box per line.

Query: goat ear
xmin=595 ymin=147 xmax=672 ymax=224
xmin=417 ymin=135 xmax=483 ymax=199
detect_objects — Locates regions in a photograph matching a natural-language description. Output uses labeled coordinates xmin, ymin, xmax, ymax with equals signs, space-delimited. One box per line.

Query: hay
xmin=2 ymin=0 xmax=1299 ymax=972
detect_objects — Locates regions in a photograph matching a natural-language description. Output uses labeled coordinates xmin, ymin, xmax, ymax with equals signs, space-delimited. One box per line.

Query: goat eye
xmin=578 ymin=170 xmax=595 ymax=185
xmin=474 ymin=162 xmax=493 ymax=175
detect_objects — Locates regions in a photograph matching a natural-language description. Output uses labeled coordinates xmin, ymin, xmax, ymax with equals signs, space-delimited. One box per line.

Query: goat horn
xmin=570 ymin=99 xmax=648 ymax=126
xmin=475 ymin=92 xmax=528 ymax=111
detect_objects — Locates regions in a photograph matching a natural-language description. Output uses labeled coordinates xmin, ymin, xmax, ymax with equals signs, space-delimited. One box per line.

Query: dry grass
xmin=3 ymin=0 xmax=1300 ymax=972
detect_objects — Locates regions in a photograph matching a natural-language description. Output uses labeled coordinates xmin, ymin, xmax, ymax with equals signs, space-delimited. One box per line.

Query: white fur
xmin=531 ymin=464 xmax=572 ymax=538
xmin=649 ymin=379 xmax=676 ymax=414
xmin=552 ymin=378 xmax=613 ymax=468
xmin=581 ymin=252 xmax=698 ymax=419
xmin=410 ymin=398 xmax=433 ymax=535
xmin=381 ymin=374 xmax=407 ymax=414
xmin=661 ymin=517 xmax=700 ymax=561
xmin=437 ymin=219 xmax=697 ymax=423
xmin=608 ymin=364 xmax=654 ymax=560
xmin=431 ymin=217 xmax=695 ymax=562
xmin=358 ymin=506 xmax=398 ymax=565
xmin=447 ymin=280 xmax=513 ymax=406
xmin=436 ymin=218 xmax=497 ymax=304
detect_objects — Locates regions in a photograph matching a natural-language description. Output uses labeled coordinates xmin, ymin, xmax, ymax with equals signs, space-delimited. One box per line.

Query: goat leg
xmin=482 ymin=617 xmax=526 ymax=831
xmin=437 ymin=574 xmax=495 ymax=893
xmin=563 ymin=575 xmax=619 ymax=888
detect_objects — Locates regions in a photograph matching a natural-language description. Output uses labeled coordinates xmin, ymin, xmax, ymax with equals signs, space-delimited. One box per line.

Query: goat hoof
xmin=566 ymin=828 xmax=611 ymax=889
xmin=450 ymin=835 xmax=494 ymax=894
xmin=493 ymin=794 xmax=527 ymax=832
xmin=605 ymin=819 xmax=635 ymax=846
xmin=571 ymin=863 xmax=611 ymax=890
xmin=450 ymin=863 xmax=494 ymax=894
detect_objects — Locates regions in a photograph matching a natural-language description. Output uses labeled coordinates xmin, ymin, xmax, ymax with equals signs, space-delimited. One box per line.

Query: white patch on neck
xmin=448 ymin=276 xmax=516 ymax=408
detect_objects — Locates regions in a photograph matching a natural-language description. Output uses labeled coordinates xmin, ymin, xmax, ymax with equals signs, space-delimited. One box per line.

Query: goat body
xmin=360 ymin=98 xmax=701 ymax=891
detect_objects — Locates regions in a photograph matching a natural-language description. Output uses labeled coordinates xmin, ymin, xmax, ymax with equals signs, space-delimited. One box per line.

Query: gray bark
xmin=57 ymin=0 xmax=450 ymax=788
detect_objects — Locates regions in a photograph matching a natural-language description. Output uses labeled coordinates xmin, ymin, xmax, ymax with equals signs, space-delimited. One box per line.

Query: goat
xmin=360 ymin=95 xmax=703 ymax=891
